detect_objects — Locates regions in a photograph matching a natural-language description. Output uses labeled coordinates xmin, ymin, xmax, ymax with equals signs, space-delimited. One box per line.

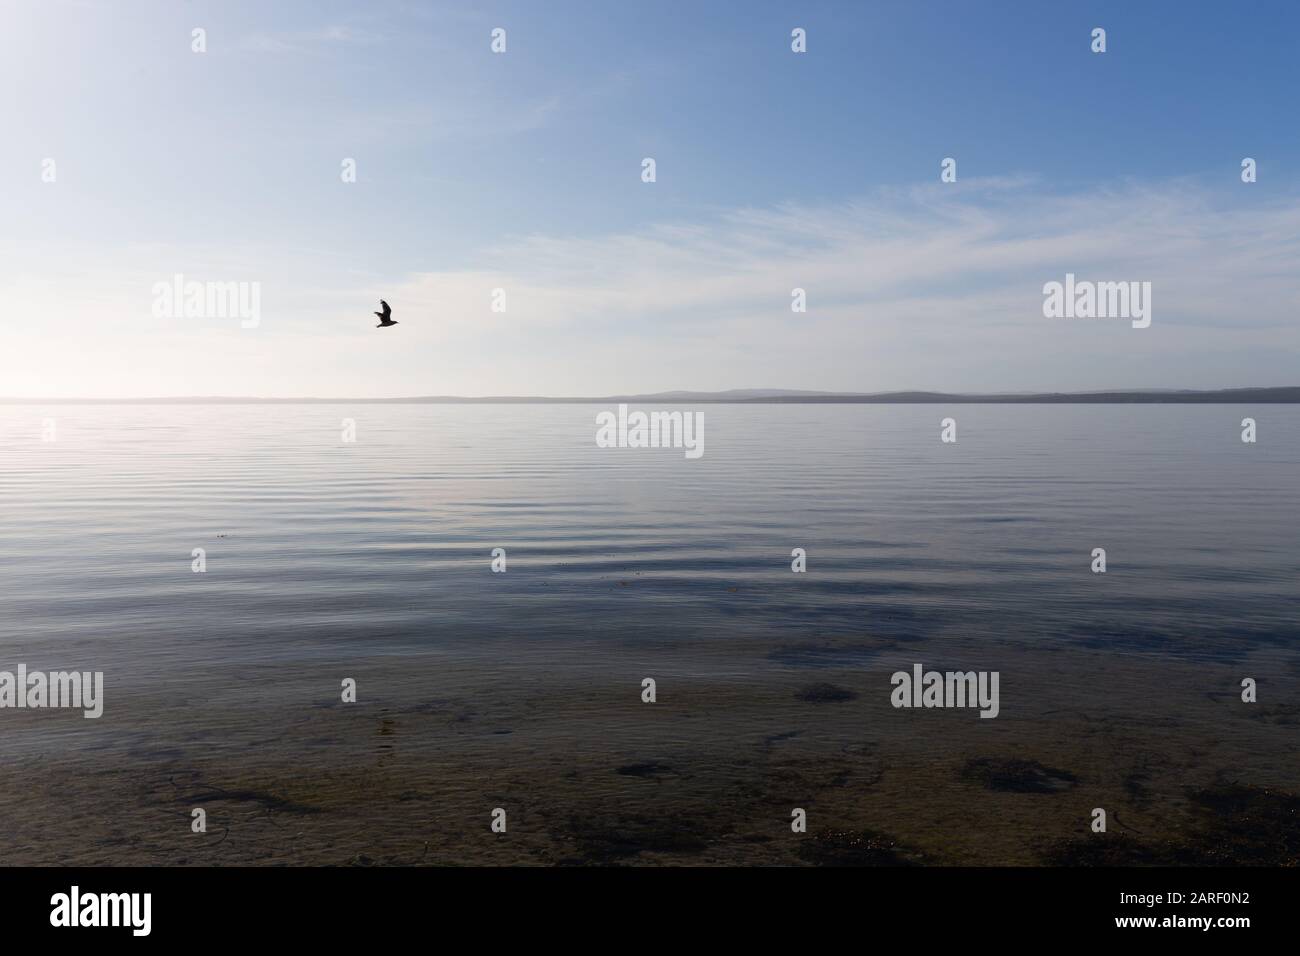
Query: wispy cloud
xmin=4 ymin=179 xmax=1298 ymax=397
xmin=239 ymin=23 xmax=385 ymax=55
xmin=387 ymin=177 xmax=1300 ymax=341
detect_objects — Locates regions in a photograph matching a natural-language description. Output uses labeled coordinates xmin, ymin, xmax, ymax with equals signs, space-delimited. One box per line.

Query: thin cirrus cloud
xmin=238 ymin=23 xmax=387 ymax=55
xmin=2 ymin=178 xmax=1297 ymax=398
xmin=385 ymin=176 xmax=1299 ymax=340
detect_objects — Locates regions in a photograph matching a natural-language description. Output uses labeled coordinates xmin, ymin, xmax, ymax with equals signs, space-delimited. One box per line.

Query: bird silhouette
xmin=374 ymin=300 xmax=398 ymax=328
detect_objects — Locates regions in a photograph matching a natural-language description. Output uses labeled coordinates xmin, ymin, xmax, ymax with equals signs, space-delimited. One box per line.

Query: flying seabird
xmin=374 ymin=300 xmax=398 ymax=328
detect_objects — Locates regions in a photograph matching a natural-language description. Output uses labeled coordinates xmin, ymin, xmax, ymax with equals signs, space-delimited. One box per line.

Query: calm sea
xmin=3 ymin=403 xmax=1296 ymax=671
xmin=1 ymin=403 xmax=1297 ymax=864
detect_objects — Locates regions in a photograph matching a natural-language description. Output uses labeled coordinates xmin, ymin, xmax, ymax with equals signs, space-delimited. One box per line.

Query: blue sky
xmin=3 ymin=0 xmax=1298 ymax=396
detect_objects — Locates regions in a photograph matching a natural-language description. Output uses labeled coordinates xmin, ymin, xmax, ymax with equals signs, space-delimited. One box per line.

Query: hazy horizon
xmin=3 ymin=384 xmax=1300 ymax=404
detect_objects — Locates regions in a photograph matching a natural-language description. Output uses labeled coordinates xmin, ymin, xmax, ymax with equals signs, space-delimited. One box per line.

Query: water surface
xmin=1 ymin=404 xmax=1296 ymax=864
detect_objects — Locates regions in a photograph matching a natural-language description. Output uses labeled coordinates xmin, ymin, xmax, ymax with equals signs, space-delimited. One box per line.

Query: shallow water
xmin=1 ymin=404 xmax=1296 ymax=864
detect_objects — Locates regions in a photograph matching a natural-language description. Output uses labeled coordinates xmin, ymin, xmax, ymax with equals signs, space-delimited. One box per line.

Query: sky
xmin=2 ymin=0 xmax=1298 ymax=398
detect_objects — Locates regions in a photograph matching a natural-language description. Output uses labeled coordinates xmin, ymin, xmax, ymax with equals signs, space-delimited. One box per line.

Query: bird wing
xmin=379 ymin=300 xmax=391 ymax=318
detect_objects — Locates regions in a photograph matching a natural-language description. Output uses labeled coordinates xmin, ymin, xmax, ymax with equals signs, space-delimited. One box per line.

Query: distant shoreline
xmin=2 ymin=387 xmax=1298 ymax=405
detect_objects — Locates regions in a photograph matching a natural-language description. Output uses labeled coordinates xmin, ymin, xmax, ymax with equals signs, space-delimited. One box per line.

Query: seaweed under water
xmin=1043 ymin=783 xmax=1300 ymax=866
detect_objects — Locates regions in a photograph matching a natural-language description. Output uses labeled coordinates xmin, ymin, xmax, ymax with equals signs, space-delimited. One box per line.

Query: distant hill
xmin=3 ymin=387 xmax=1298 ymax=404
